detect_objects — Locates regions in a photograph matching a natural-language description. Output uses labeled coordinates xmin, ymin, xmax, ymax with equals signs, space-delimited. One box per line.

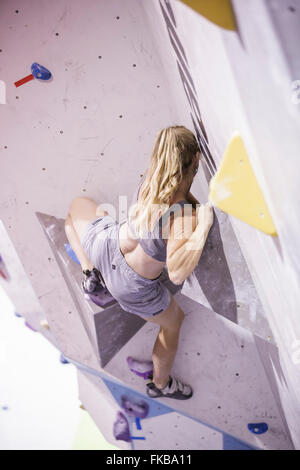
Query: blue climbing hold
xmin=126 ymin=356 xmax=153 ymax=380
xmin=248 ymin=422 xmax=268 ymax=434
xmin=15 ymin=312 xmax=22 ymax=318
xmin=60 ymin=353 xmax=69 ymax=364
xmin=31 ymin=63 xmax=52 ymax=81
xmin=64 ymin=243 xmax=80 ymax=265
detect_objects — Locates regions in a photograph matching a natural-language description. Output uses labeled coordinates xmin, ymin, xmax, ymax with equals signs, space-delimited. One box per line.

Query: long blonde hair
xmin=130 ymin=125 xmax=200 ymax=238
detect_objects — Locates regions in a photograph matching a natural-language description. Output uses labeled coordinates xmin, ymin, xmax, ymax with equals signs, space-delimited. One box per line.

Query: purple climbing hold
xmin=25 ymin=321 xmax=37 ymax=332
xmin=126 ymin=356 xmax=153 ymax=380
xmin=121 ymin=395 xmax=149 ymax=419
xmin=113 ymin=411 xmax=130 ymax=442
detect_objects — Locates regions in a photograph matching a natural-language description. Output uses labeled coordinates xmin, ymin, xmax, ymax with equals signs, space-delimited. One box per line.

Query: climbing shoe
xmin=146 ymin=375 xmax=193 ymax=400
xmin=82 ymin=268 xmax=116 ymax=307
xmin=82 ymin=267 xmax=105 ymax=292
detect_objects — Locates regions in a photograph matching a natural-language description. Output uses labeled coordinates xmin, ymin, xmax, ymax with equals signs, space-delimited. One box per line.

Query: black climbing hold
xmin=112 ymin=264 xmax=116 ymax=270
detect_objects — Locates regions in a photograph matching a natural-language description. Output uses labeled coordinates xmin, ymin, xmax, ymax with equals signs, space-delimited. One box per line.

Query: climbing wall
xmin=0 ymin=0 xmax=299 ymax=449
xmin=76 ymin=369 xmax=255 ymax=450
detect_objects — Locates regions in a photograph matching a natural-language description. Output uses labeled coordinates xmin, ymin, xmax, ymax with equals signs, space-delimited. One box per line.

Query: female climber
xmin=65 ymin=125 xmax=214 ymax=400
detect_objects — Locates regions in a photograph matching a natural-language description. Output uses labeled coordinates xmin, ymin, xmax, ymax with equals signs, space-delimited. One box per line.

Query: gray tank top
xmin=127 ymin=178 xmax=189 ymax=262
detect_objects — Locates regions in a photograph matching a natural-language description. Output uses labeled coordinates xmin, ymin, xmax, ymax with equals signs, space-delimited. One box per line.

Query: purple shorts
xmin=80 ymin=215 xmax=171 ymax=317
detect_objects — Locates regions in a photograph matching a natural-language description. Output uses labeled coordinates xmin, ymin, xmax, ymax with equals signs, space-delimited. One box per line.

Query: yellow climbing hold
xmin=209 ymin=135 xmax=278 ymax=236
xmin=180 ymin=0 xmax=237 ymax=31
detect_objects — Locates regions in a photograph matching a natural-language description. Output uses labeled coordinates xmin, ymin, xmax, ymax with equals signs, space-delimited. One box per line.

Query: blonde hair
xmin=129 ymin=125 xmax=200 ymax=238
